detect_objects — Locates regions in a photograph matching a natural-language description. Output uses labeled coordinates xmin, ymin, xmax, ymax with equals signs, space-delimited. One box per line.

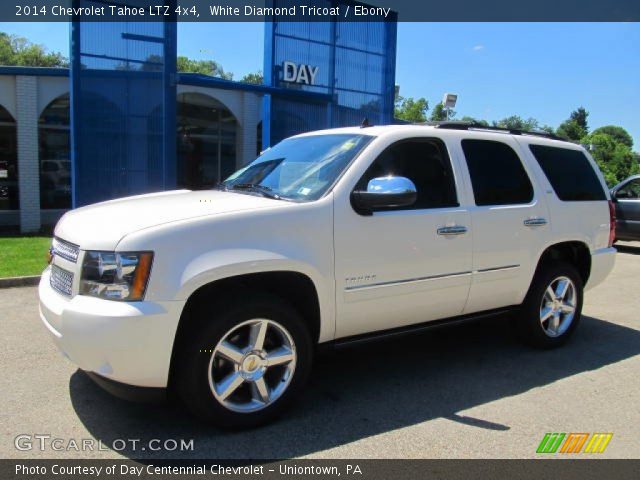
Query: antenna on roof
xmin=360 ymin=117 xmax=371 ymax=128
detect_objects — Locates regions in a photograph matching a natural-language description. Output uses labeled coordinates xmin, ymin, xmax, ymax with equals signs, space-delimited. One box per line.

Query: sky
xmin=1 ymin=21 xmax=638 ymax=147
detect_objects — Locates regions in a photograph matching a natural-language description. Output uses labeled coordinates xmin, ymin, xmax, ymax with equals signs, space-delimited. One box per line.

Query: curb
xmin=0 ymin=275 xmax=41 ymax=288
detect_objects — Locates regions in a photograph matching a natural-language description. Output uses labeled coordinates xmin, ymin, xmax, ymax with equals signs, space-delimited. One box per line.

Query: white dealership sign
xmin=282 ymin=61 xmax=319 ymax=85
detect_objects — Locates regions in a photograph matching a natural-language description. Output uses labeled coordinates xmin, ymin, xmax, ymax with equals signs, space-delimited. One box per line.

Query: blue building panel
xmin=67 ymin=0 xmax=396 ymax=207
xmin=71 ymin=1 xmax=176 ymax=207
xmin=263 ymin=0 xmax=397 ymax=147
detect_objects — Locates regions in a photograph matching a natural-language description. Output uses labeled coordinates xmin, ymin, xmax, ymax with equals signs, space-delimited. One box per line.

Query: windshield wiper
xmin=226 ymin=183 xmax=283 ymax=200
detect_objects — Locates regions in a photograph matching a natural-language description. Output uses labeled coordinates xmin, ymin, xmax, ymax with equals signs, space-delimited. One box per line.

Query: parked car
xmin=610 ymin=174 xmax=640 ymax=241
xmin=39 ymin=124 xmax=616 ymax=428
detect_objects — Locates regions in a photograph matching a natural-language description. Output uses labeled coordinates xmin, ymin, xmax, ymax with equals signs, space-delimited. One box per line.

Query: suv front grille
xmin=52 ymin=237 xmax=79 ymax=263
xmin=50 ymin=265 xmax=74 ymax=296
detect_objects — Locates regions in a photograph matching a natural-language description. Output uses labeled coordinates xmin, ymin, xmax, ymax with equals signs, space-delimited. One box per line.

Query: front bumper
xmin=585 ymin=247 xmax=617 ymax=291
xmin=85 ymin=371 xmax=166 ymax=402
xmin=39 ymin=268 xmax=185 ymax=388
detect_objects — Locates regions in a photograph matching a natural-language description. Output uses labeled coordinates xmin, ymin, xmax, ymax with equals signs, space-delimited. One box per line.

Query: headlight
xmin=80 ymin=251 xmax=153 ymax=301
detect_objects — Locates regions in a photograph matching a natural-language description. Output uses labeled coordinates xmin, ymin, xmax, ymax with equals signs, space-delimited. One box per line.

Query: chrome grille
xmin=52 ymin=237 xmax=79 ymax=263
xmin=50 ymin=265 xmax=74 ymax=296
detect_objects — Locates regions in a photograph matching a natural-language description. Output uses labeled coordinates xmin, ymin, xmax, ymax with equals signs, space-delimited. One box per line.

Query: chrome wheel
xmin=539 ymin=276 xmax=577 ymax=337
xmin=207 ymin=319 xmax=296 ymax=413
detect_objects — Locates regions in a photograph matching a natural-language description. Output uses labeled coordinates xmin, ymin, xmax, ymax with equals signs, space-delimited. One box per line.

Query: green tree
xmin=493 ymin=115 xmax=539 ymax=131
xmin=591 ymin=125 xmax=633 ymax=149
xmin=240 ymin=71 xmax=263 ymax=84
xmin=581 ymin=132 xmax=640 ymax=186
xmin=0 ymin=32 xmax=68 ymax=67
xmin=570 ymin=106 xmax=589 ymax=131
xmin=556 ymin=107 xmax=589 ymax=141
xmin=459 ymin=116 xmax=489 ymax=127
xmin=176 ymin=56 xmax=233 ymax=80
xmin=429 ymin=102 xmax=455 ymax=122
xmin=394 ymin=96 xmax=429 ymax=123
xmin=556 ymin=120 xmax=586 ymax=141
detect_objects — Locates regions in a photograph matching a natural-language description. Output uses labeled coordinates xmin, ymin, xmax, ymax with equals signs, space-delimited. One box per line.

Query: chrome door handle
xmin=524 ymin=217 xmax=547 ymax=227
xmin=437 ymin=225 xmax=468 ymax=236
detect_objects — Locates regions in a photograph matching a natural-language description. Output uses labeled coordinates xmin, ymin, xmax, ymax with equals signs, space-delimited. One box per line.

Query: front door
xmin=334 ymin=137 xmax=473 ymax=338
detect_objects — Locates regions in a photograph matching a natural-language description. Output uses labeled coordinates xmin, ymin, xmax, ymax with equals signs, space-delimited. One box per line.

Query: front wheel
xmin=516 ymin=262 xmax=584 ymax=349
xmin=175 ymin=293 xmax=313 ymax=428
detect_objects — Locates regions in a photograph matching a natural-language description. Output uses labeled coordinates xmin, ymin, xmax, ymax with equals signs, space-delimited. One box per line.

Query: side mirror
xmin=351 ymin=176 xmax=417 ymax=214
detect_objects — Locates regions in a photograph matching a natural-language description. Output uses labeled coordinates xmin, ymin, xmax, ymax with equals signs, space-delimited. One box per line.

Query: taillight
xmin=608 ymin=200 xmax=616 ymax=247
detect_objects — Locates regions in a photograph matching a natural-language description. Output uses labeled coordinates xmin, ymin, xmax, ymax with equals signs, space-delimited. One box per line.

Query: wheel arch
xmin=533 ymin=240 xmax=591 ymax=286
xmin=168 ymin=268 xmax=326 ymax=393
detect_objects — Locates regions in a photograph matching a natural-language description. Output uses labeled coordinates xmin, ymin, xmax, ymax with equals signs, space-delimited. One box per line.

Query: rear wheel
xmin=516 ymin=262 xmax=583 ymax=349
xmin=175 ymin=293 xmax=313 ymax=428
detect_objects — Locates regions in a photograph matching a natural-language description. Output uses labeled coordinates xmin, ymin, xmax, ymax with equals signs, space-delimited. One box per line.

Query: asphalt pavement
xmin=1 ymin=242 xmax=639 ymax=459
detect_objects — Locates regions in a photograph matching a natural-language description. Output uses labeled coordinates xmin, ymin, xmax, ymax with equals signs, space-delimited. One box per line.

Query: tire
xmin=516 ymin=261 xmax=584 ymax=349
xmin=174 ymin=292 xmax=313 ymax=429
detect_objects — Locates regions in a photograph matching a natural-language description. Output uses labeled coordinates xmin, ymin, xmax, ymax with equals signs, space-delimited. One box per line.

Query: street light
xmin=443 ymin=93 xmax=458 ymax=121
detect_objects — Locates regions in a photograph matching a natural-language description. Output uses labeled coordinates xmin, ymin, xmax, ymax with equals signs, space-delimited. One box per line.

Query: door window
xmin=354 ymin=138 xmax=458 ymax=211
xmin=616 ymin=179 xmax=640 ymax=199
xmin=0 ymin=105 xmax=18 ymax=210
xmin=461 ymin=139 xmax=534 ymax=206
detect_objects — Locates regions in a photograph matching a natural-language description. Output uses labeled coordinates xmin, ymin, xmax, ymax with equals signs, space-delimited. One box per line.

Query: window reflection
xmin=0 ymin=105 xmax=18 ymax=210
xmin=39 ymin=94 xmax=71 ymax=209
xmin=177 ymin=93 xmax=237 ymax=189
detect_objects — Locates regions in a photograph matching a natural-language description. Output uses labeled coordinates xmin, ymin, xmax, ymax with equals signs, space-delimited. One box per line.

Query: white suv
xmin=39 ymin=123 xmax=616 ymax=428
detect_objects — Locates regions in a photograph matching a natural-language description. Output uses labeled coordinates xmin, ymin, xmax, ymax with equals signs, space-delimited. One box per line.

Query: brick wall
xmin=16 ymin=76 xmax=41 ymax=233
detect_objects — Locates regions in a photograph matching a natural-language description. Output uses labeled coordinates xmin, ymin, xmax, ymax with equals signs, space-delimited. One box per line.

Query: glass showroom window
xmin=177 ymin=93 xmax=237 ymax=189
xmin=39 ymin=94 xmax=71 ymax=209
xmin=0 ymin=105 xmax=18 ymax=210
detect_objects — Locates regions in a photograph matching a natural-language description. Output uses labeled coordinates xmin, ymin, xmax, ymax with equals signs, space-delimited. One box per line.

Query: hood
xmin=54 ymin=189 xmax=282 ymax=250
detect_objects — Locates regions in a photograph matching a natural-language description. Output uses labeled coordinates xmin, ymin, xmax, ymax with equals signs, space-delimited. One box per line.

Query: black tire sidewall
xmin=518 ymin=261 xmax=584 ymax=349
xmin=176 ymin=293 xmax=313 ymax=428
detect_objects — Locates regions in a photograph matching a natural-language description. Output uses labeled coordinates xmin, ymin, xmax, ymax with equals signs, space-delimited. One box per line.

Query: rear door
xmin=453 ymin=136 xmax=551 ymax=313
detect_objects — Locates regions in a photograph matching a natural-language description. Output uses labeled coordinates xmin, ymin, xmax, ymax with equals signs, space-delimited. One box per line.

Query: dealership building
xmin=0 ymin=8 xmax=397 ymax=232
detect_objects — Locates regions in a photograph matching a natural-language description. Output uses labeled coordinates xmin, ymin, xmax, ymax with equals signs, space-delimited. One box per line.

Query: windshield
xmin=221 ymin=134 xmax=372 ymax=201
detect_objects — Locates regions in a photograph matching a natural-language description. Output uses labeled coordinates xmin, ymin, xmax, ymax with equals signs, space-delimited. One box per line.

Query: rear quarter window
xmin=529 ymin=145 xmax=606 ymax=201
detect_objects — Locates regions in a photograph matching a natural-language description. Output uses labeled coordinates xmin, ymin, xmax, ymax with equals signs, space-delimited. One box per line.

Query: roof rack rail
xmin=423 ymin=121 xmax=565 ymax=141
